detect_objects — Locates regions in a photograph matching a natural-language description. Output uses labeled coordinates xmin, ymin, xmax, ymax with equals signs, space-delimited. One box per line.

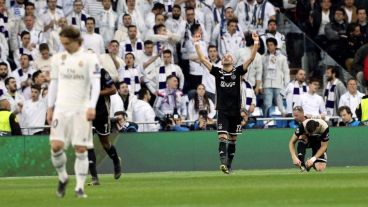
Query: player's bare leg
xmin=99 ymin=135 xmax=122 ymax=179
xmin=218 ymin=134 xmax=229 ymax=174
xmin=74 ymin=145 xmax=89 ymax=198
xmin=314 ymin=162 xmax=327 ymax=172
xmin=51 ymin=140 xmax=68 ymax=198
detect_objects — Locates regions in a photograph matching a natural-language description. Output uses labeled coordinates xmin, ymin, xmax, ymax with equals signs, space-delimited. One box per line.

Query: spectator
xmin=338 ymin=78 xmax=364 ymax=118
xmin=19 ymin=15 xmax=45 ymax=47
xmin=13 ymin=31 xmax=38 ymax=67
xmin=110 ymin=81 xmax=137 ymax=122
xmin=161 ymin=113 xmax=190 ymax=132
xmin=99 ymin=40 xmax=124 ymax=83
xmin=3 ymin=77 xmax=24 ymax=115
xmin=117 ymin=0 xmax=146 ymax=34
xmin=262 ymin=37 xmax=289 ymax=117
xmin=113 ymin=111 xmax=138 ymax=132
xmin=154 ymin=49 xmax=184 ymax=93
xmin=219 ymin=18 xmax=245 ymax=58
xmin=261 ymin=19 xmax=286 ymax=56
xmin=119 ymin=25 xmax=144 ymax=59
xmin=295 ymin=78 xmax=327 ymax=119
xmin=352 ymin=42 xmax=368 ymax=89
xmin=338 ymin=106 xmax=361 ymax=126
xmin=284 ymin=69 xmax=308 ymax=116
xmin=33 ymin=43 xmax=52 ymax=78
xmin=324 ymin=66 xmax=347 ymax=116
xmin=67 ymin=0 xmax=89 ymax=33
xmin=23 ymin=69 xmax=46 ymax=100
xmin=0 ymin=97 xmax=22 ymax=136
xmin=235 ymin=33 xmax=263 ymax=95
xmin=154 ymin=75 xmax=187 ymax=120
xmin=84 ymin=0 xmax=104 ymax=18
xmin=165 ymin=5 xmax=186 ymax=43
xmin=0 ymin=62 xmax=10 ymax=95
xmin=356 ymin=7 xmax=367 ymax=42
xmin=118 ymin=53 xmax=144 ymax=95
xmin=48 ymin=17 xmax=68 ymax=54
xmin=252 ymin=0 xmax=276 ymax=34
xmin=345 ymin=23 xmax=364 ymax=72
xmin=11 ymin=54 xmax=36 ymax=91
xmin=200 ymin=45 xmax=219 ymax=102
xmin=235 ymin=0 xmax=257 ymax=33
xmin=20 ymin=84 xmax=47 ymax=135
xmin=82 ymin=17 xmax=105 ymax=55
xmin=241 ymin=79 xmax=256 ymax=114
xmin=325 ymin=8 xmax=348 ymax=65
xmin=188 ymin=84 xmax=216 ymax=121
xmin=341 ymin=0 xmax=357 ymax=23
xmin=96 ymin=0 xmax=118 ymax=47
xmin=40 ymin=0 xmax=64 ymax=39
xmin=132 ymin=88 xmax=159 ymax=132
xmin=144 ymin=3 xmax=165 ymax=36
xmin=355 ymin=87 xmax=368 ymax=125
xmin=307 ymin=0 xmax=334 ymax=46
xmin=211 ymin=7 xmax=238 ymax=46
xmin=113 ymin=14 xmax=135 ymax=43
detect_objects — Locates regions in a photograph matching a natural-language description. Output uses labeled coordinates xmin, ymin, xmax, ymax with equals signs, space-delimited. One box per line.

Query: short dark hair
xmin=190 ymin=24 xmax=201 ymax=36
xmin=306 ymin=120 xmax=319 ymax=134
xmin=326 ymin=65 xmax=338 ymax=77
xmin=31 ymin=84 xmax=41 ymax=91
xmin=20 ymin=54 xmax=30 ymax=60
xmin=110 ymin=40 xmax=119 ymax=45
xmin=117 ymin=81 xmax=128 ymax=88
xmin=39 ymin=43 xmax=49 ymax=51
xmin=138 ymin=88 xmax=150 ymax=100
xmin=347 ymin=78 xmax=357 ymax=84
xmin=338 ymin=106 xmax=352 ymax=116
xmin=227 ymin=18 xmax=238 ymax=26
xmin=144 ymin=40 xmax=153 ymax=46
xmin=308 ymin=77 xmax=320 ymax=85
xmin=163 ymin=49 xmax=172 ymax=55
xmin=153 ymin=24 xmax=165 ymax=34
xmin=4 ymin=77 xmax=14 ymax=86
xmin=127 ymin=25 xmax=137 ymax=31
xmin=208 ymin=45 xmax=217 ymax=51
xmin=20 ymin=31 xmax=30 ymax=39
xmin=173 ymin=4 xmax=181 ymax=10
xmin=266 ymin=37 xmax=278 ymax=46
xmin=25 ymin=2 xmax=35 ymax=8
xmin=125 ymin=52 xmax=135 ymax=60
xmin=166 ymin=74 xmax=178 ymax=83
xmin=86 ymin=17 xmax=96 ymax=24
xmin=335 ymin=8 xmax=346 ymax=15
xmin=0 ymin=62 xmax=8 ymax=68
xmin=123 ymin=13 xmax=131 ymax=19
xmin=59 ymin=26 xmax=83 ymax=44
xmin=357 ymin=7 xmax=367 ymax=14
xmin=32 ymin=70 xmax=43 ymax=82
xmin=185 ymin=6 xmax=195 ymax=12
xmin=268 ymin=19 xmax=277 ymax=25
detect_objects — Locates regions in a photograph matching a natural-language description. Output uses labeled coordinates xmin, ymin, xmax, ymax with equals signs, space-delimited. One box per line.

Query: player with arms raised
xmin=47 ymin=26 xmax=101 ymax=198
xmin=193 ymin=31 xmax=259 ymax=174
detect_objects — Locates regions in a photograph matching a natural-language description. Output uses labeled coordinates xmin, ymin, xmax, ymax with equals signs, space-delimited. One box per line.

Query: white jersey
xmin=50 ymin=48 xmax=101 ymax=111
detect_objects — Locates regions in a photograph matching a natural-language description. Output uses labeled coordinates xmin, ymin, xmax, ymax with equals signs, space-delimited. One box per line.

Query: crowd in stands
xmin=0 ymin=0 xmax=368 ymax=135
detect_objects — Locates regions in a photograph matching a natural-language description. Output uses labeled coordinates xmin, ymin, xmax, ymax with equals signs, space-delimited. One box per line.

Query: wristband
xmin=254 ymin=40 xmax=260 ymax=45
xmin=310 ymin=157 xmax=317 ymax=163
xmin=194 ymin=42 xmax=200 ymax=46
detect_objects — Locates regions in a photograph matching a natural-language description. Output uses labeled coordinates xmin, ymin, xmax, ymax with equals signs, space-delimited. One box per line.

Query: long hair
xmin=194 ymin=84 xmax=211 ymax=113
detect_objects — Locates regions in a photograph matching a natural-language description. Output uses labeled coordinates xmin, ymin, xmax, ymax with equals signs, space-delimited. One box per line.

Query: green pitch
xmin=1 ymin=167 xmax=368 ymax=207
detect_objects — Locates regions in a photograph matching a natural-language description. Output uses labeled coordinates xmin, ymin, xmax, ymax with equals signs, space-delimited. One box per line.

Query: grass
xmin=1 ymin=166 xmax=368 ymax=207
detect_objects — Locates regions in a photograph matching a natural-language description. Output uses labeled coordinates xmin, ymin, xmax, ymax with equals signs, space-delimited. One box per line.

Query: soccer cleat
xmin=75 ymin=188 xmax=88 ymax=198
xmin=114 ymin=157 xmax=122 ymax=180
xmin=56 ymin=179 xmax=68 ymax=198
xmin=87 ymin=177 xmax=100 ymax=186
xmin=299 ymin=165 xmax=306 ymax=172
xmin=220 ymin=164 xmax=230 ymax=174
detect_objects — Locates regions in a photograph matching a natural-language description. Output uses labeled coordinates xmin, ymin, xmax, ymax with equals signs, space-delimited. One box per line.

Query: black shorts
xmin=308 ymin=141 xmax=328 ymax=163
xmin=93 ymin=115 xmax=111 ymax=136
xmin=217 ymin=110 xmax=242 ymax=135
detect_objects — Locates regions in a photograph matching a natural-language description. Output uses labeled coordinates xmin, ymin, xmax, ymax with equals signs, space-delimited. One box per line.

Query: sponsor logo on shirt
xmin=220 ymin=81 xmax=236 ymax=88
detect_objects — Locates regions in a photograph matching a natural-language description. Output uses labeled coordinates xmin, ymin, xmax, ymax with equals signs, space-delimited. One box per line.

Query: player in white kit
xmin=47 ymin=26 xmax=101 ymax=198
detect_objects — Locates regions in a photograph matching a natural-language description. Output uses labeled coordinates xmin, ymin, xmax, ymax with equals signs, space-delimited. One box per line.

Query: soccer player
xmin=193 ymin=32 xmax=260 ymax=174
xmin=289 ymin=114 xmax=329 ymax=172
xmin=47 ymin=26 xmax=101 ymax=198
xmin=87 ymin=66 xmax=122 ymax=186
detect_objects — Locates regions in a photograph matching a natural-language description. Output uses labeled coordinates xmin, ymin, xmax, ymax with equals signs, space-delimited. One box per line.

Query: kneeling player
xmin=289 ymin=119 xmax=329 ymax=172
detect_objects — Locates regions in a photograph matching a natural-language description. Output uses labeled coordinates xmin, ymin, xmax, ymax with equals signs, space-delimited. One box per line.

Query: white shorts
xmin=50 ymin=110 xmax=93 ymax=149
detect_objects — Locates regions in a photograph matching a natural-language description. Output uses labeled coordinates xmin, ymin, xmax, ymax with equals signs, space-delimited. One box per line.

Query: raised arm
xmin=242 ymin=32 xmax=260 ymax=72
xmin=193 ymin=33 xmax=213 ymax=71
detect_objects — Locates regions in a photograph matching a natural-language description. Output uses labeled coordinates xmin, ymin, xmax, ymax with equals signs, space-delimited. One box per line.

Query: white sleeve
xmin=319 ymin=97 xmax=327 ymax=115
xmin=188 ymin=100 xmax=195 ymax=121
xmin=88 ymin=57 xmax=101 ymax=108
xmin=48 ymin=79 xmax=58 ymax=108
xmin=208 ymin=99 xmax=216 ymax=119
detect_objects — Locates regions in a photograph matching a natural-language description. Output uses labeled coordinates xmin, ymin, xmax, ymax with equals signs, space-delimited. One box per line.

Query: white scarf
xmin=158 ymin=64 xmax=177 ymax=91
xmin=292 ymin=80 xmax=308 ymax=106
xmin=324 ymin=79 xmax=337 ymax=116
xmin=101 ymin=8 xmax=116 ymax=28
xmin=241 ymin=80 xmax=254 ymax=111
xmin=122 ymin=66 xmax=141 ymax=95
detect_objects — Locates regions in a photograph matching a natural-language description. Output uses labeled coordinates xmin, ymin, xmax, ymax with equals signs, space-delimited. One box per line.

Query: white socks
xmin=74 ymin=151 xmax=89 ymax=191
xmin=51 ymin=150 xmax=68 ymax=183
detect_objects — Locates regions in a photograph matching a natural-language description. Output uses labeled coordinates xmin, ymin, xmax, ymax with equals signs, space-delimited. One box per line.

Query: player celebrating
xmin=193 ymin=31 xmax=260 ymax=174
xmin=289 ymin=116 xmax=329 ymax=172
xmin=47 ymin=26 xmax=101 ymax=198
xmin=87 ymin=67 xmax=122 ymax=186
